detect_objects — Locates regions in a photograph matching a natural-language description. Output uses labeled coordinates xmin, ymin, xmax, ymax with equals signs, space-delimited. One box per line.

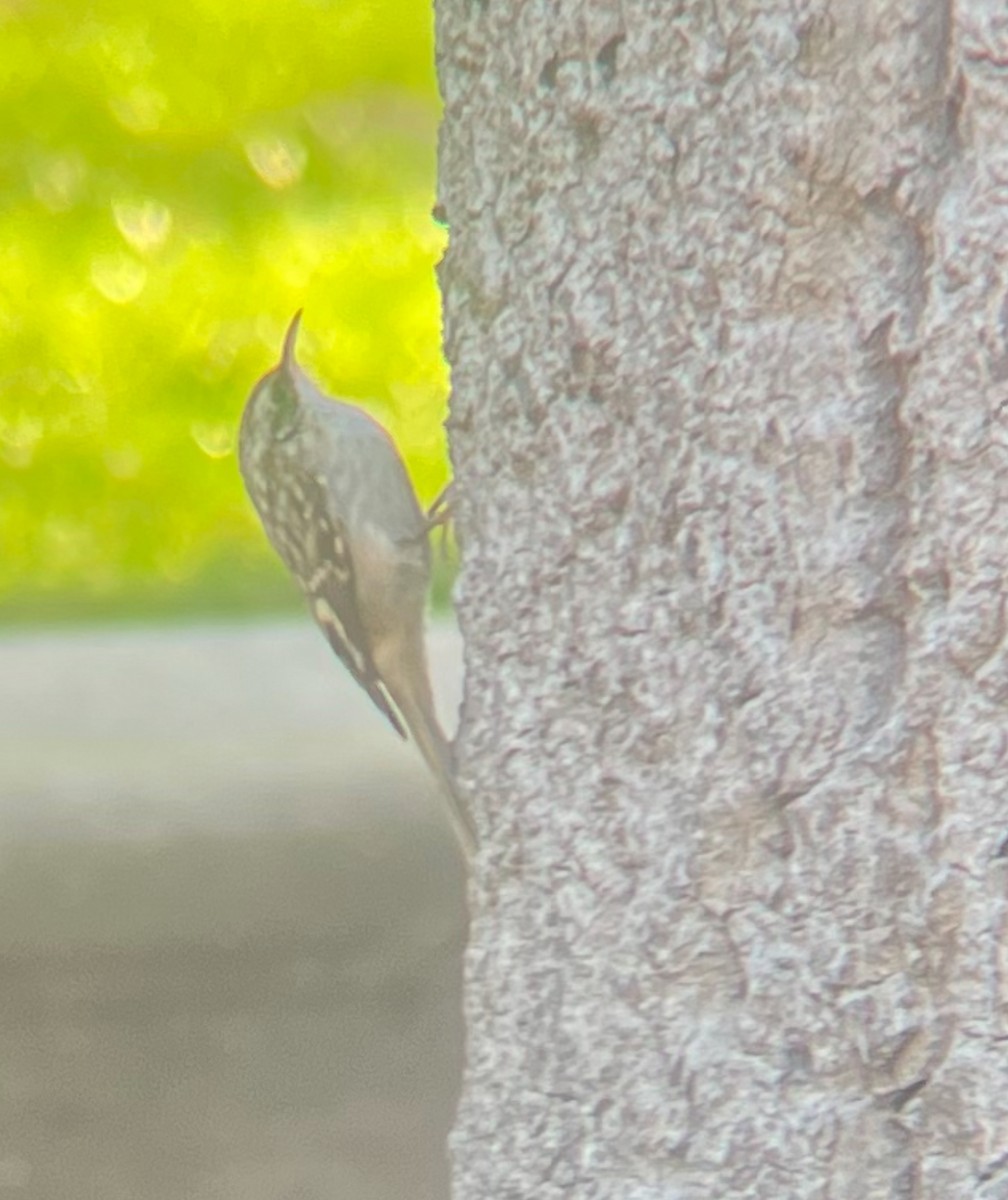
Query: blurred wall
xmin=0 ymin=620 xmax=467 ymax=1200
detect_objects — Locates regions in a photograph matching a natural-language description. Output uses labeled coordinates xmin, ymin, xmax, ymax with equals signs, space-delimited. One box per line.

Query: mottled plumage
xmin=238 ymin=313 xmax=476 ymax=857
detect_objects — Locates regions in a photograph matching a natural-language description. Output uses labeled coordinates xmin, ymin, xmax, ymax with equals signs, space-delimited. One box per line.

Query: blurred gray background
xmin=0 ymin=620 xmax=467 ymax=1200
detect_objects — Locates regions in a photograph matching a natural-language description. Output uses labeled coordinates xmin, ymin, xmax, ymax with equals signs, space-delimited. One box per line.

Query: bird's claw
xmin=421 ymin=483 xmax=454 ymax=559
xmin=424 ymin=483 xmax=453 ymax=532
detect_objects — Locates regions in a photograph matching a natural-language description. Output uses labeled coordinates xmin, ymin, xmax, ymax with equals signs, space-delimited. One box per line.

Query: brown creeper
xmin=238 ymin=312 xmax=476 ymax=858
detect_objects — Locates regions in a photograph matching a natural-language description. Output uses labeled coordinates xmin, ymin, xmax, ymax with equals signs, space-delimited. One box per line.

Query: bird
xmin=238 ymin=312 xmax=476 ymax=858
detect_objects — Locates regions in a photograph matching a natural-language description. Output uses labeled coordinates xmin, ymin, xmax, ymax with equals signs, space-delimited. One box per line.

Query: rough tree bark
xmin=437 ymin=3 xmax=1008 ymax=1197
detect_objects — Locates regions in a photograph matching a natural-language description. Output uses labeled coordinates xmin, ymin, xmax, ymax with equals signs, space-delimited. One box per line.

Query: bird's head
xmin=247 ymin=310 xmax=304 ymax=442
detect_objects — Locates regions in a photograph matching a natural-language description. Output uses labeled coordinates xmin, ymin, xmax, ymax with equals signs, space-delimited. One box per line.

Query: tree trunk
xmin=437 ymin=2 xmax=1008 ymax=1196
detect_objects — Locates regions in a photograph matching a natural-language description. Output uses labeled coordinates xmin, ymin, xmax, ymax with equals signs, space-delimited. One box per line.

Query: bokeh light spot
xmin=113 ymin=197 xmax=173 ymax=254
xmin=0 ymin=413 xmax=43 ymax=467
xmin=108 ymin=84 xmax=167 ymax=133
xmin=190 ymin=420 xmax=234 ymax=459
xmin=90 ymin=253 xmax=147 ymax=303
xmin=31 ymin=153 xmax=86 ymax=212
xmin=244 ymin=135 xmax=308 ymax=190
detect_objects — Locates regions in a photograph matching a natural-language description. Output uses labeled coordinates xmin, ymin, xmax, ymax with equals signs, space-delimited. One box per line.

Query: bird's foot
xmin=424 ymin=483 xmax=454 ymax=533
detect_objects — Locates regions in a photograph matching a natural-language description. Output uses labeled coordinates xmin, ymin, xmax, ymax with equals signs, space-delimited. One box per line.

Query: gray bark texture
xmin=437 ymin=2 xmax=1008 ymax=1197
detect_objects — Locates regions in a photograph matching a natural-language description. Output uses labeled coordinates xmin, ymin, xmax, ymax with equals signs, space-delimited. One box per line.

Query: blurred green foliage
xmin=0 ymin=0 xmax=450 ymax=624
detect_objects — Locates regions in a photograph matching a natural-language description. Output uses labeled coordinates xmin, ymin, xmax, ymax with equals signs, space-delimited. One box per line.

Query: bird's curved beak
xmin=281 ymin=309 xmax=303 ymax=375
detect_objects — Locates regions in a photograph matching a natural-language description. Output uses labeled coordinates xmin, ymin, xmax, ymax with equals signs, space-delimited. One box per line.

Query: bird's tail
xmin=383 ymin=647 xmax=478 ymax=860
